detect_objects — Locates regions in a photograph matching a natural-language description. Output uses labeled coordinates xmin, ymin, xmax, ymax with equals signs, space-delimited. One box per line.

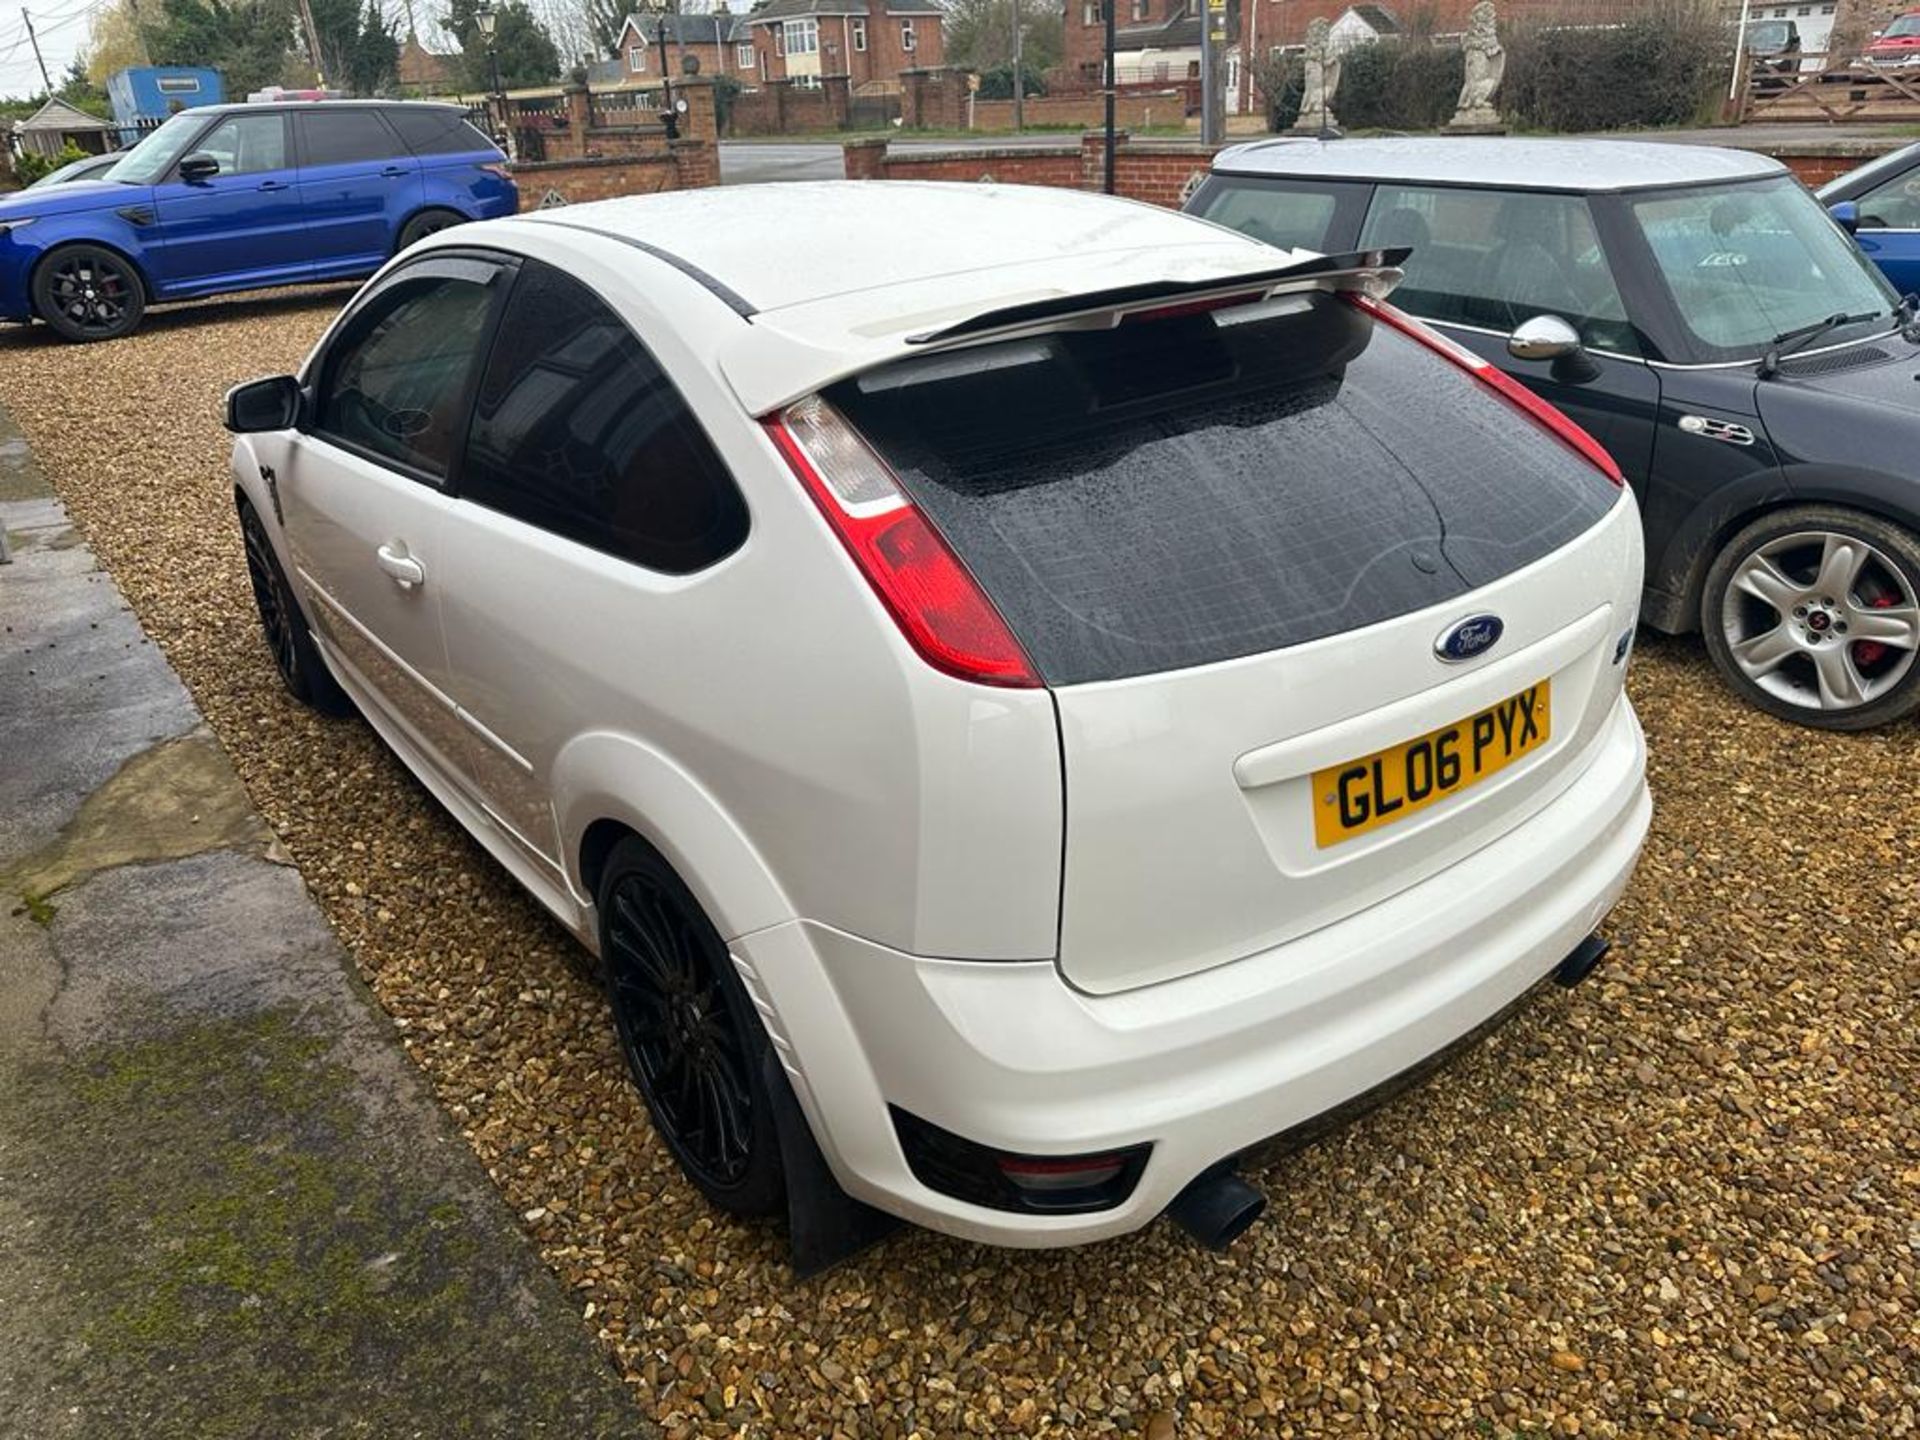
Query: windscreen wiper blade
xmin=1759 ymin=309 xmax=1882 ymax=377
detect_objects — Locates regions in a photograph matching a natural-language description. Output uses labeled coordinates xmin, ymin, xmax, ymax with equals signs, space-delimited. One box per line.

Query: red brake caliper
xmin=1854 ymin=593 xmax=1898 ymax=669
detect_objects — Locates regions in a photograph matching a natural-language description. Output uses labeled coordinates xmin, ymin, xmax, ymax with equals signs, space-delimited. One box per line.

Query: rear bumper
xmin=734 ymin=694 xmax=1650 ymax=1247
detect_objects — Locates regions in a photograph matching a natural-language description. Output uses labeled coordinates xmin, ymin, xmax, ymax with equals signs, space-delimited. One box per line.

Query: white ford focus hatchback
xmin=226 ymin=182 xmax=1651 ymax=1254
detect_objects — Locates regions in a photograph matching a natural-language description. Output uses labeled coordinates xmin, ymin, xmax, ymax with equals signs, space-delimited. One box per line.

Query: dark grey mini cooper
xmin=1190 ymin=136 xmax=1920 ymax=730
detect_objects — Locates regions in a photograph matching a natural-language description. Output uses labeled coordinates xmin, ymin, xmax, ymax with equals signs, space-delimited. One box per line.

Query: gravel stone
xmin=4 ymin=289 xmax=1918 ymax=1437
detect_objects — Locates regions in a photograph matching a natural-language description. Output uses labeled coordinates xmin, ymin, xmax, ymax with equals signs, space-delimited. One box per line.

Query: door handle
xmin=258 ymin=179 xmax=289 ymax=191
xmin=381 ymin=165 xmax=408 ymax=177
xmin=375 ymin=544 xmax=426 ymax=589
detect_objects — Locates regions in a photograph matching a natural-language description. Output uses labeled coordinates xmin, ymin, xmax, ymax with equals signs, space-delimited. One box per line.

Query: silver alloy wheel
xmin=1721 ymin=529 xmax=1920 ymax=713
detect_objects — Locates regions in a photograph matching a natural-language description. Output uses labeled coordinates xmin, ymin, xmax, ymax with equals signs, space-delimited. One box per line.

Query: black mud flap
xmin=761 ymin=1049 xmax=903 ymax=1279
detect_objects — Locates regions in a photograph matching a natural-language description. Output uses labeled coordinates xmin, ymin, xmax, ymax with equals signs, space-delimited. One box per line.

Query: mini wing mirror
xmin=178 ymin=151 xmax=220 ymax=182
xmin=225 ymin=374 xmax=302 ymax=433
xmin=1509 ymin=314 xmax=1599 ymax=382
xmin=1828 ymin=199 xmax=1862 ymax=234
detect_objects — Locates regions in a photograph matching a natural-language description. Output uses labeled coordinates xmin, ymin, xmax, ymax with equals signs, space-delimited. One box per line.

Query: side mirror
xmin=225 ymin=374 xmax=302 ymax=433
xmin=1508 ymin=314 xmax=1599 ymax=382
xmin=1828 ymin=199 xmax=1862 ymax=234
xmin=178 ymin=151 xmax=219 ymax=182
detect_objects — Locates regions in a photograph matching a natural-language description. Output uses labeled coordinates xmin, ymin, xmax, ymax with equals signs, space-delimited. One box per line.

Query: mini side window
xmin=311 ymin=269 xmax=498 ymax=481
xmin=459 ymin=260 xmax=749 ymax=573
xmin=1359 ymin=184 xmax=1639 ymax=356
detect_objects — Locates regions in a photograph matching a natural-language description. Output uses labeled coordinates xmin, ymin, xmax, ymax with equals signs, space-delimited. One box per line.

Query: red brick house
xmin=606 ymin=9 xmax=760 ymax=84
xmin=744 ymin=0 xmax=946 ymax=90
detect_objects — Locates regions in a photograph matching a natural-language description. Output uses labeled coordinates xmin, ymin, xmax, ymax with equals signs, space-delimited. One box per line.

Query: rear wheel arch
xmin=554 ymin=735 xmax=792 ymax=944
xmin=394 ymin=204 xmax=468 ymax=254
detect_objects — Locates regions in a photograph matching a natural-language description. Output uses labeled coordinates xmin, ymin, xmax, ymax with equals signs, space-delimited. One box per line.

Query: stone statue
xmin=1448 ymin=1 xmax=1506 ymax=133
xmin=1290 ymin=17 xmax=1341 ymax=133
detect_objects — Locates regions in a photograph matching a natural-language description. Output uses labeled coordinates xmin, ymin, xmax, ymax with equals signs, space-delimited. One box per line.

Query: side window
xmin=1857 ymin=166 xmax=1920 ymax=229
xmin=311 ymin=270 xmax=498 ymax=480
xmin=387 ymin=107 xmax=490 ymax=156
xmin=460 ymin=260 xmax=749 ymax=574
xmin=298 ymin=109 xmax=402 ymax=168
xmin=1359 ymin=185 xmax=1638 ymax=355
xmin=1190 ymin=178 xmax=1365 ymax=254
xmin=190 ymin=114 xmax=288 ymax=177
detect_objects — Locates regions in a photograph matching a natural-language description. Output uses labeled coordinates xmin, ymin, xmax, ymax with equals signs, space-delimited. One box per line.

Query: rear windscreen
xmin=828 ymin=295 xmax=1620 ymax=686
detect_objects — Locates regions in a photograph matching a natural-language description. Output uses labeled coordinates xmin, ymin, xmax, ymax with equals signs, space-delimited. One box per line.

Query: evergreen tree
xmin=441 ymin=0 xmax=560 ymax=89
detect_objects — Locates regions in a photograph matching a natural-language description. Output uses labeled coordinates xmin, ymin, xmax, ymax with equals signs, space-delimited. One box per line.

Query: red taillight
xmin=1345 ymin=293 xmax=1625 ymax=488
xmin=765 ymin=398 xmax=1041 ymax=688
xmin=997 ymin=1153 xmax=1130 ymax=1192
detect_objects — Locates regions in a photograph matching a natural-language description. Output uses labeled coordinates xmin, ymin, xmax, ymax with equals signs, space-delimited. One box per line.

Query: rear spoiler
xmin=902 ymin=247 xmax=1413 ymax=347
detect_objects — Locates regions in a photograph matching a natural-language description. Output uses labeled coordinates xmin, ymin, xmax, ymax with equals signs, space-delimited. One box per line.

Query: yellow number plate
xmin=1312 ymin=681 xmax=1550 ymax=848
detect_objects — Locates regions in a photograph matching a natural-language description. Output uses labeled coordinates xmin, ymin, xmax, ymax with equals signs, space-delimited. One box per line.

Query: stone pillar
xmin=822 ymin=72 xmax=851 ymax=127
xmin=564 ymin=78 xmax=591 ymax=159
xmin=899 ymin=68 xmax=928 ymax=128
xmin=768 ymin=77 xmax=793 ymax=132
xmin=669 ymin=137 xmax=718 ymax=189
xmin=675 ymin=75 xmax=718 ymax=143
xmin=844 ymin=134 xmax=889 ymax=179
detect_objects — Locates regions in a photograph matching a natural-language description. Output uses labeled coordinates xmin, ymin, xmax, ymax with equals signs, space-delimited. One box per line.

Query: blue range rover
xmin=0 ymin=100 xmax=518 ymax=342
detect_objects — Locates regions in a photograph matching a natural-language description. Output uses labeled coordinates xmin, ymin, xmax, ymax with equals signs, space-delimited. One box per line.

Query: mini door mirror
xmin=1828 ymin=199 xmax=1862 ymax=234
xmin=178 ymin=151 xmax=220 ymax=182
xmin=1508 ymin=314 xmax=1584 ymax=362
xmin=225 ymin=374 xmax=301 ymax=433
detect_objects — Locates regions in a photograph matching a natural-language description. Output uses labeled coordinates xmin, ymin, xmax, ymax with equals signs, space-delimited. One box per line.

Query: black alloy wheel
xmin=598 ymin=838 xmax=785 ymax=1216
xmin=397 ymin=208 xmax=464 ymax=251
xmin=239 ymin=501 xmax=352 ymax=716
xmin=33 ymin=245 xmax=145 ymax=342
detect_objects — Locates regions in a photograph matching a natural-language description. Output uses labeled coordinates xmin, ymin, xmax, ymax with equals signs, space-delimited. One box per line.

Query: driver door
xmin=279 ymin=253 xmax=508 ymax=784
xmin=148 ymin=112 xmax=311 ymax=292
xmin=1356 ymin=184 xmax=1662 ymax=491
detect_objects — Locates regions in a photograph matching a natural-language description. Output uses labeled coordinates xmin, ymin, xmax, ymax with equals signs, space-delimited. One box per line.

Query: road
xmin=720 ymin=134 xmax=1083 ymax=184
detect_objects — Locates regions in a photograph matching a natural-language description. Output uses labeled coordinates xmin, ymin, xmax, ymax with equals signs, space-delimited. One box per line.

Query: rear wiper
xmin=1758 ymin=310 xmax=1882 ymax=378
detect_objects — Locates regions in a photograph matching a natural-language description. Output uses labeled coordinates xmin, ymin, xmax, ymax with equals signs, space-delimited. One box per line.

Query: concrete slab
xmin=0 ymin=405 xmax=650 ymax=1439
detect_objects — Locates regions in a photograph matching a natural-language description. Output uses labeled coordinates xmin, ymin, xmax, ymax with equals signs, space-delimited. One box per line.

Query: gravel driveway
xmin=3 ymin=287 xmax=1915 ymax=1439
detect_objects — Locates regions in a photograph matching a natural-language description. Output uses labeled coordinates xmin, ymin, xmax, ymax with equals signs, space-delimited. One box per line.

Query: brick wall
xmin=900 ymin=67 xmax=971 ymax=128
xmin=968 ymin=90 xmax=1183 ymax=131
xmin=845 ymin=131 xmax=1219 ymax=208
xmin=731 ymin=76 xmax=852 ymax=135
xmin=510 ymin=139 xmax=718 ymax=205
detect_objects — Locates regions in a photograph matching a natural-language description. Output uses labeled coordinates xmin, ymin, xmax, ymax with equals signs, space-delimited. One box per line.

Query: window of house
xmin=783 ymin=17 xmax=819 ymax=55
xmin=627 ymin=43 xmax=646 ymax=71
xmin=852 ymin=17 xmax=867 ymax=50
xmin=736 ymin=41 xmax=754 ymax=67
xmin=1083 ymin=2 xmax=1102 ymax=24
xmin=313 ymin=269 xmax=498 ymax=482
xmin=461 ymin=260 xmax=749 ymax=574
xmin=1358 ymin=184 xmax=1637 ymax=354
xmin=901 ymin=18 xmax=915 ymax=50
xmin=1132 ymin=0 xmax=1148 ymax=19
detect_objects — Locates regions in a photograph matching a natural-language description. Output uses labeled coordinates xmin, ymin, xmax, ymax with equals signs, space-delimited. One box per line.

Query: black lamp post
xmin=477 ymin=5 xmax=505 ymax=135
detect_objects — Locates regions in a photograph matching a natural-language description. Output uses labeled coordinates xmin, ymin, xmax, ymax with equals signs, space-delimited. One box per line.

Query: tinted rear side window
xmin=460 ymin=259 xmax=749 ymax=573
xmin=387 ymin=107 xmax=495 ymax=156
xmin=298 ymin=109 xmax=401 ymax=167
xmin=1188 ymin=176 xmax=1370 ymax=254
xmin=829 ymin=297 xmax=1619 ymax=686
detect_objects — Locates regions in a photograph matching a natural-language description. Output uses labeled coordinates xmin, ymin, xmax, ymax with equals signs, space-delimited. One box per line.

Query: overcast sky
xmin=0 ymin=0 xmax=101 ymax=102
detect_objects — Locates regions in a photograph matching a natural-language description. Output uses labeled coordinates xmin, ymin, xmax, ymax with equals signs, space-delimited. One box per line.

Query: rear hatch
xmin=830 ymin=294 xmax=1637 ymax=994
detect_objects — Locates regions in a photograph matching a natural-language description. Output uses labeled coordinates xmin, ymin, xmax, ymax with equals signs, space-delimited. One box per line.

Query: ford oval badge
xmin=1436 ymin=614 xmax=1504 ymax=664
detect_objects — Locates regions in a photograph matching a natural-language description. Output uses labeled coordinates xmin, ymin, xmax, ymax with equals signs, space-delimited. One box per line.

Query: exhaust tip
xmin=1554 ymin=933 xmax=1611 ymax=988
xmin=1166 ymin=1166 xmax=1266 ymax=1251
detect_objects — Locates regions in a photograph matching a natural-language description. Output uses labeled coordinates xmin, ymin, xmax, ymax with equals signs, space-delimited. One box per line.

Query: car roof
xmin=175 ymin=99 xmax=467 ymax=118
xmin=1211 ymin=136 xmax=1786 ymax=193
xmin=490 ymin=181 xmax=1334 ymax=413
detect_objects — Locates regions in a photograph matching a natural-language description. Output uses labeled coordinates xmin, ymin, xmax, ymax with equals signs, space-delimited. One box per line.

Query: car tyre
xmin=396 ymin=208 xmax=466 ymax=252
xmin=32 ymin=244 xmax=145 ymax=343
xmin=597 ymin=838 xmax=786 ymax=1218
xmin=239 ymin=500 xmax=353 ymax=716
xmin=1701 ymin=504 xmax=1920 ymax=731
